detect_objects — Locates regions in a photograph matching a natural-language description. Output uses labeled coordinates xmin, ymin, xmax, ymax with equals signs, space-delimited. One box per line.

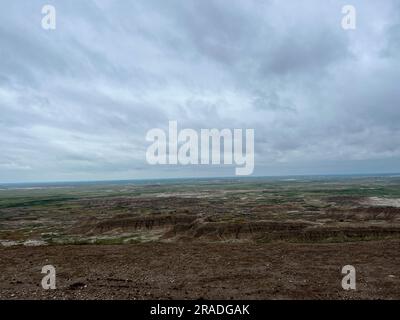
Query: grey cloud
xmin=0 ymin=0 xmax=399 ymax=182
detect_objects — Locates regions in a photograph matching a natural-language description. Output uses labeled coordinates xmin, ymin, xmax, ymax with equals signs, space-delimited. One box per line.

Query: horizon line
xmin=1 ymin=172 xmax=400 ymax=185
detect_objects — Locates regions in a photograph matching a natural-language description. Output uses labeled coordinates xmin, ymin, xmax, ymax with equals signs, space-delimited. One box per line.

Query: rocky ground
xmin=0 ymin=240 xmax=399 ymax=300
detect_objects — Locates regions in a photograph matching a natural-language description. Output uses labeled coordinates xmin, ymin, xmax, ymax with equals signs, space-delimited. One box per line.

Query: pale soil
xmin=365 ymin=197 xmax=400 ymax=208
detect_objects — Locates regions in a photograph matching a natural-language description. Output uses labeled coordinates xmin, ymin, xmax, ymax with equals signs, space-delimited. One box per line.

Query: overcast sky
xmin=0 ymin=0 xmax=399 ymax=182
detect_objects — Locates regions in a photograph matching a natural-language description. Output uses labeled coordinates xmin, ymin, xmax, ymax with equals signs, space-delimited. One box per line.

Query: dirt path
xmin=0 ymin=241 xmax=399 ymax=300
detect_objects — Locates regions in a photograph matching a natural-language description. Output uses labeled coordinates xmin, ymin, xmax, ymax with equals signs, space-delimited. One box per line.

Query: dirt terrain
xmin=1 ymin=176 xmax=400 ymax=299
xmin=0 ymin=241 xmax=399 ymax=300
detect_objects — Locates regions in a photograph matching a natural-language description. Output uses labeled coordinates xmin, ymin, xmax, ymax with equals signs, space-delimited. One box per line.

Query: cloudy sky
xmin=0 ymin=0 xmax=399 ymax=182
